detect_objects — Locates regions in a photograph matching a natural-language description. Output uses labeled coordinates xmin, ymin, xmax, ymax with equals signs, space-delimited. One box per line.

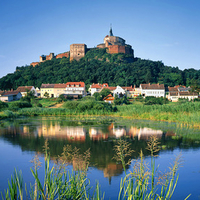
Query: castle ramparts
xmin=30 ymin=28 xmax=134 ymax=67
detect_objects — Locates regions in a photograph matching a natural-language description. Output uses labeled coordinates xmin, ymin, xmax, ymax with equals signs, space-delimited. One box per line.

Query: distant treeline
xmin=0 ymin=48 xmax=200 ymax=91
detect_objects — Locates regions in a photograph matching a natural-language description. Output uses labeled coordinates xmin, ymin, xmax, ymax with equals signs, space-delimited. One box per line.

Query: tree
xmin=44 ymin=92 xmax=49 ymax=98
xmin=99 ymin=88 xmax=111 ymax=99
xmin=93 ymin=92 xmax=102 ymax=101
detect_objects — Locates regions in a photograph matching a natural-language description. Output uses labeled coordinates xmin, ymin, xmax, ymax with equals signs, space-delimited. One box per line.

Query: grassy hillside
xmin=0 ymin=48 xmax=200 ymax=90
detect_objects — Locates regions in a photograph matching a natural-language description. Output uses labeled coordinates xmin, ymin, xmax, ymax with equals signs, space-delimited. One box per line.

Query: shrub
xmin=144 ymin=96 xmax=169 ymax=105
xmin=0 ymin=101 xmax=8 ymax=110
xmin=63 ymin=99 xmax=114 ymax=113
xmin=63 ymin=101 xmax=79 ymax=109
xmin=9 ymin=101 xmax=32 ymax=110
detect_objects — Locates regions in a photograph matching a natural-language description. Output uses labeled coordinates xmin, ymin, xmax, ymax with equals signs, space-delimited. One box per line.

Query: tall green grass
xmin=114 ymin=102 xmax=200 ymax=127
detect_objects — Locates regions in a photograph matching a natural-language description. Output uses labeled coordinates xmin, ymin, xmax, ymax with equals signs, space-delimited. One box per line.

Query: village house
xmin=65 ymin=82 xmax=86 ymax=98
xmin=40 ymin=84 xmax=55 ymax=98
xmin=103 ymin=94 xmax=115 ymax=103
xmin=0 ymin=91 xmax=22 ymax=102
xmin=40 ymin=82 xmax=86 ymax=98
xmin=167 ymin=86 xmax=198 ymax=102
xmin=16 ymin=86 xmax=37 ymax=97
xmin=132 ymin=87 xmax=142 ymax=98
xmin=121 ymin=86 xmax=134 ymax=98
xmin=54 ymin=84 xmax=67 ymax=97
xmin=90 ymin=83 xmax=134 ymax=98
xmin=140 ymin=83 xmax=165 ymax=98
xmin=112 ymin=86 xmax=125 ymax=97
xmin=90 ymin=83 xmax=109 ymax=96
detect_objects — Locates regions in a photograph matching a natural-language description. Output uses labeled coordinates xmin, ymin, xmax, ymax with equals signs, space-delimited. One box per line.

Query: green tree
xmin=99 ymin=88 xmax=111 ymax=99
xmin=44 ymin=92 xmax=49 ymax=98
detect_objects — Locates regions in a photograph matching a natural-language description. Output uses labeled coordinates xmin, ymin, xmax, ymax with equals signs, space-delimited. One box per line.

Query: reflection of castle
xmin=30 ymin=27 xmax=134 ymax=66
xmin=99 ymin=162 xmax=123 ymax=185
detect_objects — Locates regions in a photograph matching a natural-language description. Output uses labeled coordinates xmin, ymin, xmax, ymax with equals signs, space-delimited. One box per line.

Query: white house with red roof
xmin=90 ymin=83 xmax=109 ymax=95
xmin=0 ymin=91 xmax=22 ymax=102
xmin=65 ymin=82 xmax=86 ymax=98
xmin=16 ymin=86 xmax=37 ymax=97
xmin=140 ymin=83 xmax=165 ymax=98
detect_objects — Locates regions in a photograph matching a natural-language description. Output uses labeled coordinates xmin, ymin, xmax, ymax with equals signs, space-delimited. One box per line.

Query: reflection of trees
xmin=1 ymin=118 xmax=200 ymax=180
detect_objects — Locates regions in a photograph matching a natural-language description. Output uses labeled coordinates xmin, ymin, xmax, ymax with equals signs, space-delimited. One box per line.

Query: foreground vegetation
xmin=2 ymin=138 xmax=188 ymax=200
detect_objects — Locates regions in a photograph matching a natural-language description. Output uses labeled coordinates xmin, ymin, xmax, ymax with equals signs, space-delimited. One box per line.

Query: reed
xmin=113 ymin=102 xmax=200 ymax=127
xmin=113 ymin=137 xmax=191 ymax=200
xmin=1 ymin=138 xmax=190 ymax=200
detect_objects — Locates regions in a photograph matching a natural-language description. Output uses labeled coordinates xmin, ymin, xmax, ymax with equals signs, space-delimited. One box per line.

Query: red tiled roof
xmin=103 ymin=94 xmax=115 ymax=101
xmin=41 ymin=84 xmax=55 ymax=88
xmin=16 ymin=86 xmax=33 ymax=92
xmin=66 ymin=82 xmax=85 ymax=87
xmin=168 ymin=87 xmax=178 ymax=92
xmin=3 ymin=91 xmax=21 ymax=96
xmin=91 ymin=84 xmax=102 ymax=89
xmin=107 ymin=87 xmax=116 ymax=91
xmin=54 ymin=83 xmax=66 ymax=88
xmin=174 ymin=85 xmax=186 ymax=88
xmin=91 ymin=83 xmax=109 ymax=89
xmin=122 ymin=86 xmax=133 ymax=91
xmin=141 ymin=83 xmax=165 ymax=90
xmin=179 ymin=92 xmax=198 ymax=96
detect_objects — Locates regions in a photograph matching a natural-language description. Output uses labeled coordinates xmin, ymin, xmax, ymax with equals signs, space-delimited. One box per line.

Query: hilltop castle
xmin=30 ymin=28 xmax=134 ymax=67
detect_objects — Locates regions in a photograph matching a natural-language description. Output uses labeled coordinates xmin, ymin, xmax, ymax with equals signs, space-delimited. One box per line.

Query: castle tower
xmin=70 ymin=44 xmax=87 ymax=61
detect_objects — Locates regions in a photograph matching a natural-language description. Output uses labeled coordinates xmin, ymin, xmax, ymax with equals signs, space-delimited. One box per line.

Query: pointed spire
xmin=109 ymin=24 xmax=113 ymax=36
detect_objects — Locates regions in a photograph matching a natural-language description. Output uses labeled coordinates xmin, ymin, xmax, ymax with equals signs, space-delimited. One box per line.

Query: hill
xmin=0 ymin=48 xmax=200 ymax=91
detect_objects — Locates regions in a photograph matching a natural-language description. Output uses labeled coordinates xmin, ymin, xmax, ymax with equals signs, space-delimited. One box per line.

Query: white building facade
xmin=140 ymin=83 xmax=165 ymax=98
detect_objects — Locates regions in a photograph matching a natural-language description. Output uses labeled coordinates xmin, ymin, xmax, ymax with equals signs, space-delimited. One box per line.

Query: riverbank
xmin=1 ymin=101 xmax=200 ymax=128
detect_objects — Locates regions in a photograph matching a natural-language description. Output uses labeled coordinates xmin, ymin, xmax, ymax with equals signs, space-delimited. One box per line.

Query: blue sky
xmin=0 ymin=0 xmax=200 ymax=78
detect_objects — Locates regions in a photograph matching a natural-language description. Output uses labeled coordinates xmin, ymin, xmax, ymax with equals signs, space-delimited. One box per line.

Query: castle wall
xmin=30 ymin=62 xmax=40 ymax=67
xmin=46 ymin=53 xmax=55 ymax=60
xmin=108 ymin=45 xmax=133 ymax=56
xmin=97 ymin=43 xmax=106 ymax=48
xmin=40 ymin=56 xmax=46 ymax=62
xmin=70 ymin=44 xmax=87 ymax=61
xmin=56 ymin=52 xmax=69 ymax=59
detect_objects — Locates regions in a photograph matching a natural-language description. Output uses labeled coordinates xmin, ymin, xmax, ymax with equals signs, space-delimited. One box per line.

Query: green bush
xmin=63 ymin=99 xmax=114 ymax=112
xmin=0 ymin=101 xmax=8 ymax=110
xmin=63 ymin=101 xmax=79 ymax=109
xmin=144 ymin=96 xmax=169 ymax=105
xmin=9 ymin=101 xmax=32 ymax=110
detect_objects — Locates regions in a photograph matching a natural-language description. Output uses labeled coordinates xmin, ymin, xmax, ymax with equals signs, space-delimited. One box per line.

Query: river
xmin=0 ymin=116 xmax=200 ymax=199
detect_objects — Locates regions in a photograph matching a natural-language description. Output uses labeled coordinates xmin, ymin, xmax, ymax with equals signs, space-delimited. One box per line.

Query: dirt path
xmin=50 ymin=103 xmax=64 ymax=108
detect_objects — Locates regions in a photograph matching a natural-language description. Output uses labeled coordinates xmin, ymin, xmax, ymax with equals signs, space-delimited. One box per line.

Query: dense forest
xmin=0 ymin=48 xmax=200 ymax=91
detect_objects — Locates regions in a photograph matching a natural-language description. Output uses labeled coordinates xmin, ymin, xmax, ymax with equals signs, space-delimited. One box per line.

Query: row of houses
xmin=90 ymin=83 xmax=199 ymax=102
xmin=0 ymin=82 xmax=199 ymax=102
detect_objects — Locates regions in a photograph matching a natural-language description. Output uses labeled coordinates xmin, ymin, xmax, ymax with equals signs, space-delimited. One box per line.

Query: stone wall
xmin=70 ymin=44 xmax=87 ymax=61
xmin=30 ymin=62 xmax=40 ymax=67
xmin=56 ymin=52 xmax=69 ymax=59
xmin=108 ymin=45 xmax=133 ymax=55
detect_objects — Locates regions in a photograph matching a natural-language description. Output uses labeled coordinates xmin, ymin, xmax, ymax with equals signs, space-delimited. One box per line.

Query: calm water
xmin=0 ymin=116 xmax=200 ymax=199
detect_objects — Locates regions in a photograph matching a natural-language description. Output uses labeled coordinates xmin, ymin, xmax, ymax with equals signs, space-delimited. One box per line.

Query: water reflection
xmin=0 ymin=117 xmax=200 ymax=182
xmin=1 ymin=121 xmax=172 ymax=141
